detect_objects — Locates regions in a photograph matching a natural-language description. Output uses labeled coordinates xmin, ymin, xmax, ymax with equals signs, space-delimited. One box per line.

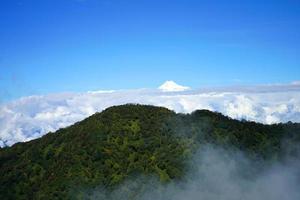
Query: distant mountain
xmin=158 ymin=80 xmax=190 ymax=92
xmin=1 ymin=104 xmax=300 ymax=199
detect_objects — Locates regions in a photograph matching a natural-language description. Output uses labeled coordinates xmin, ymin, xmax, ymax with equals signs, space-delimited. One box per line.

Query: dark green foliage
xmin=0 ymin=104 xmax=299 ymax=199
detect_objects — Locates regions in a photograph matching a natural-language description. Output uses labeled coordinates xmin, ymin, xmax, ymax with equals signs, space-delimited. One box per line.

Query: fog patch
xmin=78 ymin=145 xmax=300 ymax=200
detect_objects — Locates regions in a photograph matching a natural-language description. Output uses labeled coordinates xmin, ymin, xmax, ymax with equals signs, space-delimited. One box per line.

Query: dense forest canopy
xmin=1 ymin=104 xmax=300 ymax=199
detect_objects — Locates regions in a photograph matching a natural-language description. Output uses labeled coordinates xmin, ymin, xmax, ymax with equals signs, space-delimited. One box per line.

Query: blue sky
xmin=0 ymin=0 xmax=299 ymax=101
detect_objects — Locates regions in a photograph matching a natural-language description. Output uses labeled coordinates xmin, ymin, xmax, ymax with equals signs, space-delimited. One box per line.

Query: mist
xmin=78 ymin=145 xmax=300 ymax=200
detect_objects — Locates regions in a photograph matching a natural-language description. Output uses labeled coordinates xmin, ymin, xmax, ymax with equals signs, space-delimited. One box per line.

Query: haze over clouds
xmin=1 ymin=81 xmax=300 ymax=147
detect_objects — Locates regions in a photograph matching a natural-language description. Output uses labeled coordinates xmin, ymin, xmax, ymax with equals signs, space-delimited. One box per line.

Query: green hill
xmin=1 ymin=104 xmax=300 ymax=199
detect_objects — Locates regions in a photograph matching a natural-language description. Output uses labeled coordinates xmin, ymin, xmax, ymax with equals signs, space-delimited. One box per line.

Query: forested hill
xmin=1 ymin=104 xmax=300 ymax=199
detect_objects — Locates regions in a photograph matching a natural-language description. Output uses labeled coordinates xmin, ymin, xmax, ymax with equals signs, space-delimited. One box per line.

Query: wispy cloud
xmin=80 ymin=145 xmax=300 ymax=200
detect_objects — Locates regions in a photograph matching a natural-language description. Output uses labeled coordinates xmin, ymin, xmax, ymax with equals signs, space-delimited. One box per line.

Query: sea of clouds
xmin=1 ymin=81 xmax=300 ymax=147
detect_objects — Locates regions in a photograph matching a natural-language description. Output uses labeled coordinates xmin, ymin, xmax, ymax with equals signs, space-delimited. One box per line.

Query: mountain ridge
xmin=1 ymin=104 xmax=300 ymax=199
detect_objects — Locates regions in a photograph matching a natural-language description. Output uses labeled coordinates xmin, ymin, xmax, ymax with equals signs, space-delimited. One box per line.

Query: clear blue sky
xmin=1 ymin=0 xmax=299 ymax=101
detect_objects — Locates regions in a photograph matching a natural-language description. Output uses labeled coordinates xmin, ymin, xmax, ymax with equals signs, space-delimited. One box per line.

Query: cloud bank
xmin=1 ymin=81 xmax=300 ymax=146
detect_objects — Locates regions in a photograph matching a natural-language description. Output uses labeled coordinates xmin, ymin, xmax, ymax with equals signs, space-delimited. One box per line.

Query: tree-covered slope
xmin=0 ymin=104 xmax=300 ymax=199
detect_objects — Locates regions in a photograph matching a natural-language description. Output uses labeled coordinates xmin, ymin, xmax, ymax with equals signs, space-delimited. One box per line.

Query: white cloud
xmin=291 ymin=80 xmax=300 ymax=85
xmin=1 ymin=81 xmax=300 ymax=146
xmin=158 ymin=80 xmax=190 ymax=92
xmin=225 ymin=95 xmax=258 ymax=120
